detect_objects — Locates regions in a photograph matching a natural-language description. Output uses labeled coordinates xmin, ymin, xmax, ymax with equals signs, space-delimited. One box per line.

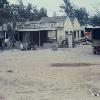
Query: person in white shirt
xmin=20 ymin=43 xmax=24 ymax=50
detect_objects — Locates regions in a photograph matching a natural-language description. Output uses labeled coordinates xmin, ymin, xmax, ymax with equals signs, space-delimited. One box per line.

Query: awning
xmin=18 ymin=28 xmax=57 ymax=32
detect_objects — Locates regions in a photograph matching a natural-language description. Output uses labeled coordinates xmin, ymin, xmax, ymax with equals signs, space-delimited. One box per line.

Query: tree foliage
xmin=60 ymin=0 xmax=74 ymax=18
xmin=0 ymin=0 xmax=48 ymax=24
xmin=74 ymin=8 xmax=89 ymax=25
xmin=0 ymin=0 xmax=10 ymax=25
xmin=90 ymin=14 xmax=100 ymax=26
xmin=0 ymin=0 xmax=8 ymax=8
xmin=60 ymin=0 xmax=89 ymax=25
xmin=8 ymin=1 xmax=48 ymax=22
xmin=89 ymin=8 xmax=100 ymax=26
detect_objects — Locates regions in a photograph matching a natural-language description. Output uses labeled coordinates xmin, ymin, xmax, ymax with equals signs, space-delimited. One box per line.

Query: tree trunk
xmin=1 ymin=24 xmax=5 ymax=50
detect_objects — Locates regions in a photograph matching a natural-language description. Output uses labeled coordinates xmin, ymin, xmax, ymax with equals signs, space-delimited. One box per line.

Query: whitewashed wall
xmin=57 ymin=28 xmax=65 ymax=42
xmin=48 ymin=31 xmax=56 ymax=39
xmin=73 ymin=18 xmax=82 ymax=40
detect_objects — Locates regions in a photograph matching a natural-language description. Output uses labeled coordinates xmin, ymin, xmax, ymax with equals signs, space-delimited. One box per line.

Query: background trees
xmin=60 ymin=0 xmax=89 ymax=25
xmin=61 ymin=0 xmax=100 ymax=26
xmin=0 ymin=0 xmax=8 ymax=8
xmin=1 ymin=0 xmax=100 ymax=27
xmin=90 ymin=15 xmax=100 ymax=26
xmin=60 ymin=0 xmax=74 ymax=18
xmin=0 ymin=0 xmax=48 ymax=24
xmin=74 ymin=8 xmax=89 ymax=25
xmin=0 ymin=0 xmax=10 ymax=49
xmin=89 ymin=7 xmax=100 ymax=26
xmin=8 ymin=1 xmax=48 ymax=22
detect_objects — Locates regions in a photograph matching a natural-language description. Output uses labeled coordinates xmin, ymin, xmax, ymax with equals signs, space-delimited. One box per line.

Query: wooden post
xmin=17 ymin=32 xmax=19 ymax=43
xmin=5 ymin=32 xmax=6 ymax=39
xmin=1 ymin=24 xmax=4 ymax=50
xmin=39 ymin=31 xmax=41 ymax=47
xmin=55 ymin=30 xmax=57 ymax=42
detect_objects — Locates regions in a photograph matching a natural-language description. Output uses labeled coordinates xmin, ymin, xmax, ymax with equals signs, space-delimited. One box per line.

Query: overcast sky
xmin=8 ymin=0 xmax=100 ymax=16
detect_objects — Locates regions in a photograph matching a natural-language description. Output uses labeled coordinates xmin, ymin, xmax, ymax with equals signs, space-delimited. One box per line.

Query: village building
xmin=0 ymin=16 xmax=84 ymax=49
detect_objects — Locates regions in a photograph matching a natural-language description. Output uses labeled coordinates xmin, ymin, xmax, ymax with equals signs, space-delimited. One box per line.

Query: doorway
xmin=30 ymin=31 xmax=48 ymax=46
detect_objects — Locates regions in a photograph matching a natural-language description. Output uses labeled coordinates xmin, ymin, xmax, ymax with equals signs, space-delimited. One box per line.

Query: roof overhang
xmin=17 ymin=28 xmax=57 ymax=32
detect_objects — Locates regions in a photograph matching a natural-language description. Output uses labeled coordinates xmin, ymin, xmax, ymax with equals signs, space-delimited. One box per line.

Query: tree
xmin=30 ymin=7 xmax=39 ymax=21
xmin=60 ymin=0 xmax=75 ymax=18
xmin=6 ymin=23 xmax=16 ymax=48
xmin=90 ymin=14 xmax=100 ymax=26
xmin=25 ymin=3 xmax=33 ymax=20
xmin=0 ymin=0 xmax=8 ymax=8
xmin=60 ymin=0 xmax=89 ymax=25
xmin=17 ymin=0 xmax=27 ymax=22
xmin=74 ymin=8 xmax=89 ymax=25
xmin=39 ymin=7 xmax=47 ymax=18
xmin=0 ymin=0 xmax=10 ymax=23
xmin=0 ymin=0 xmax=9 ymax=49
xmin=8 ymin=3 xmax=48 ymax=22
xmin=0 ymin=0 xmax=9 ymax=25
xmin=89 ymin=5 xmax=100 ymax=26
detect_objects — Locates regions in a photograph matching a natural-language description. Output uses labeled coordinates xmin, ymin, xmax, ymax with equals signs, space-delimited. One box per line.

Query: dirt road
xmin=0 ymin=45 xmax=100 ymax=100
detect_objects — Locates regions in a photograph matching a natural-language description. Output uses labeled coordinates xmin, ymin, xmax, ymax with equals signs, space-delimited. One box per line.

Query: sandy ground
xmin=0 ymin=45 xmax=100 ymax=100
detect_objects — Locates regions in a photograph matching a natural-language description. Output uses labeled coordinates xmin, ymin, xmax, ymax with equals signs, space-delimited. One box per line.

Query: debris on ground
xmin=7 ymin=70 xmax=13 ymax=73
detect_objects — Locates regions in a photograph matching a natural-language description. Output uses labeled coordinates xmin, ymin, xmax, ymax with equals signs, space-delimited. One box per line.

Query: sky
xmin=8 ymin=0 xmax=100 ymax=16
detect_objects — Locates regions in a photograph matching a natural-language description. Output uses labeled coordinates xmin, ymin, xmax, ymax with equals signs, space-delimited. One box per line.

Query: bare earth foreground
xmin=0 ymin=45 xmax=100 ymax=100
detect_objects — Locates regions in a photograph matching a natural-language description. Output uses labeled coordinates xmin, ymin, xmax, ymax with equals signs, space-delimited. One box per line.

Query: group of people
xmin=20 ymin=42 xmax=38 ymax=50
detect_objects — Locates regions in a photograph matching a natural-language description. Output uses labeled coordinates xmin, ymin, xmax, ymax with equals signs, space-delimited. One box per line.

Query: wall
xmin=47 ymin=18 xmax=75 ymax=44
xmin=57 ymin=28 xmax=65 ymax=42
xmin=48 ymin=28 xmax=65 ymax=43
xmin=73 ymin=19 xmax=82 ymax=40
xmin=48 ymin=31 xmax=56 ymax=39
